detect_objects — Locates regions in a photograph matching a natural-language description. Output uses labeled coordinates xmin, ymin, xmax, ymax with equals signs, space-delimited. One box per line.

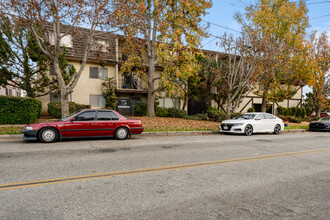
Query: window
xmin=122 ymin=72 xmax=142 ymax=89
xmin=264 ymin=114 xmax=274 ymax=119
xmin=90 ymin=94 xmax=105 ymax=107
xmin=89 ymin=67 xmax=108 ymax=80
xmin=97 ymin=111 xmax=119 ymax=121
xmin=49 ymin=33 xmax=73 ymax=48
xmin=16 ymin=92 xmax=20 ymax=97
xmin=50 ymin=93 xmax=72 ymax=103
xmin=158 ymin=97 xmax=180 ymax=109
xmin=75 ymin=111 xmax=95 ymax=121
xmin=255 ymin=114 xmax=265 ymax=120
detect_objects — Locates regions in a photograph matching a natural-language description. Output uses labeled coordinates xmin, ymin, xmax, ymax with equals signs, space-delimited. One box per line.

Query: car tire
xmin=244 ymin=124 xmax=253 ymax=136
xmin=114 ymin=127 xmax=129 ymax=140
xmin=273 ymin=124 xmax=281 ymax=135
xmin=38 ymin=127 xmax=58 ymax=143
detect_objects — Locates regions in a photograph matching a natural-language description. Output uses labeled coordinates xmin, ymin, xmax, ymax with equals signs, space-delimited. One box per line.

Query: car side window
xmin=264 ymin=114 xmax=273 ymax=119
xmin=97 ymin=111 xmax=119 ymax=121
xmin=75 ymin=111 xmax=96 ymax=121
xmin=255 ymin=114 xmax=265 ymax=120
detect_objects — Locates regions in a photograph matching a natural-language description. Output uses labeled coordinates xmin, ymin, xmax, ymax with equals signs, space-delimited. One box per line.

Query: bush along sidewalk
xmin=0 ymin=96 xmax=41 ymax=124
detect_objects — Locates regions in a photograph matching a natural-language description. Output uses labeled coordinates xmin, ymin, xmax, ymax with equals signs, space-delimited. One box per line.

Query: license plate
xmin=223 ymin=126 xmax=228 ymax=130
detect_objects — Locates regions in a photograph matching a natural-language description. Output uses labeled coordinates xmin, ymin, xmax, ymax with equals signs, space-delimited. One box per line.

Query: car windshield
xmin=59 ymin=111 xmax=81 ymax=121
xmin=319 ymin=117 xmax=330 ymax=121
xmin=234 ymin=114 xmax=256 ymax=120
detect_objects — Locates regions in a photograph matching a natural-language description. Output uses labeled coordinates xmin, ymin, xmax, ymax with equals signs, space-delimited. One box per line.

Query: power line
xmin=202 ymin=20 xmax=242 ymax=33
xmin=306 ymin=1 xmax=330 ymax=5
xmin=310 ymin=13 xmax=330 ymax=19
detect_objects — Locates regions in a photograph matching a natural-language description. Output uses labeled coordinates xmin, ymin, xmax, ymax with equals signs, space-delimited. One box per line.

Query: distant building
xmin=0 ymin=83 xmax=23 ymax=97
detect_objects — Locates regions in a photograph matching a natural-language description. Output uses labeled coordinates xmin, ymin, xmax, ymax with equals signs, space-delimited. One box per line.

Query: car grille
xmin=221 ymin=124 xmax=233 ymax=131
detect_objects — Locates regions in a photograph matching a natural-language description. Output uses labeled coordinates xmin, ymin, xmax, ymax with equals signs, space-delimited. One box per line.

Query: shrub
xmin=277 ymin=115 xmax=288 ymax=121
xmin=277 ymin=106 xmax=285 ymax=115
xmin=247 ymin=106 xmax=255 ymax=112
xmin=286 ymin=116 xmax=303 ymax=123
xmin=206 ymin=107 xmax=221 ymax=122
xmin=134 ymin=101 xmax=147 ymax=116
xmin=195 ymin=113 xmax=209 ymax=121
xmin=48 ymin=102 xmax=91 ymax=118
xmin=0 ymin=96 xmax=42 ymax=124
xmin=167 ymin=108 xmax=188 ymax=118
xmin=307 ymin=116 xmax=320 ymax=122
xmin=155 ymin=107 xmax=169 ymax=117
xmin=301 ymin=108 xmax=306 ymax=118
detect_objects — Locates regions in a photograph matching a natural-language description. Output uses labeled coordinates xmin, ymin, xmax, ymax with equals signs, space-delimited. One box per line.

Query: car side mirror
xmin=70 ymin=118 xmax=75 ymax=122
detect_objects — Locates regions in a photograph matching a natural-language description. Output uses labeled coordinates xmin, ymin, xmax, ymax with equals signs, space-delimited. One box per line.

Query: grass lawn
xmin=0 ymin=116 xmax=310 ymax=135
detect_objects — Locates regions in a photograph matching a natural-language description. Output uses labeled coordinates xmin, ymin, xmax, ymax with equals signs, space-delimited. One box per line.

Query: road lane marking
xmin=1 ymin=148 xmax=329 ymax=191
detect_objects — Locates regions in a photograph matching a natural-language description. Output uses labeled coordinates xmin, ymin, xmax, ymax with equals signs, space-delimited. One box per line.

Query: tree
xmin=236 ymin=0 xmax=309 ymax=112
xmin=202 ymin=34 xmax=260 ymax=119
xmin=110 ymin=0 xmax=212 ymax=116
xmin=101 ymin=77 xmax=117 ymax=110
xmin=2 ymin=0 xmax=111 ymax=117
xmin=0 ymin=15 xmax=55 ymax=98
xmin=306 ymin=30 xmax=330 ymax=116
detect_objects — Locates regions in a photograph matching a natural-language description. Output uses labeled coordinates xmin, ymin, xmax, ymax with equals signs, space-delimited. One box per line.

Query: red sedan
xmin=22 ymin=109 xmax=144 ymax=143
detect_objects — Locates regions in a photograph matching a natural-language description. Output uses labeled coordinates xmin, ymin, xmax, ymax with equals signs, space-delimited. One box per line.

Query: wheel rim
xmin=117 ymin=128 xmax=127 ymax=139
xmin=42 ymin=129 xmax=55 ymax=142
xmin=245 ymin=125 xmax=253 ymax=135
xmin=275 ymin=125 xmax=281 ymax=134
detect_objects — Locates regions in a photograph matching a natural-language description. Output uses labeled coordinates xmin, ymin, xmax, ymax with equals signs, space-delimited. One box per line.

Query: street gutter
xmin=0 ymin=129 xmax=308 ymax=139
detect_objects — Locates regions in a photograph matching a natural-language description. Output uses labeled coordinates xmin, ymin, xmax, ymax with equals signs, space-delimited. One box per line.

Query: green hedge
xmin=134 ymin=101 xmax=147 ymax=116
xmin=48 ymin=102 xmax=91 ymax=118
xmin=277 ymin=106 xmax=306 ymax=118
xmin=0 ymin=95 xmax=42 ymax=124
xmin=167 ymin=107 xmax=188 ymax=118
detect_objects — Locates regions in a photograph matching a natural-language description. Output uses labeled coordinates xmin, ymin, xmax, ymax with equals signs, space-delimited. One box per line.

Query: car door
xmin=253 ymin=113 xmax=267 ymax=132
xmin=61 ymin=110 xmax=97 ymax=137
xmin=263 ymin=113 xmax=276 ymax=131
xmin=93 ymin=110 xmax=119 ymax=136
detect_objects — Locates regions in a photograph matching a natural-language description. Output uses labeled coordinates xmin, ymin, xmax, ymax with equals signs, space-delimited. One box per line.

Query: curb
xmin=0 ymin=129 xmax=308 ymax=139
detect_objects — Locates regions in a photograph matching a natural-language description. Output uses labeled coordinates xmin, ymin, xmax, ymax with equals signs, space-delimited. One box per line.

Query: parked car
xmin=309 ymin=112 xmax=330 ymax=117
xmin=309 ymin=117 xmax=330 ymax=131
xmin=220 ymin=112 xmax=284 ymax=136
xmin=22 ymin=109 xmax=144 ymax=143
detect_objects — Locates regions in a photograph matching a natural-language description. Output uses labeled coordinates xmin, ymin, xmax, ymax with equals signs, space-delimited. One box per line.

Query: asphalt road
xmin=0 ymin=132 xmax=329 ymax=219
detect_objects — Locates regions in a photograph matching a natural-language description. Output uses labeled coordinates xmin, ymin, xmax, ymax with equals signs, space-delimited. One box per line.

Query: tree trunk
xmin=147 ymin=56 xmax=156 ymax=117
xmin=60 ymin=90 xmax=70 ymax=118
xmin=261 ymin=98 xmax=267 ymax=112
xmin=182 ymin=94 xmax=188 ymax=111
xmin=315 ymin=106 xmax=321 ymax=117
xmin=226 ymin=97 xmax=232 ymax=119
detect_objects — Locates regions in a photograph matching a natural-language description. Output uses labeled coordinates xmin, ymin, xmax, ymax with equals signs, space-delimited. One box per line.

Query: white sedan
xmin=220 ymin=112 xmax=284 ymax=136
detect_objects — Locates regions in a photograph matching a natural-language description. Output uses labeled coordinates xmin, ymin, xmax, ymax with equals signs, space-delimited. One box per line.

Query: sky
xmin=200 ymin=0 xmax=330 ymax=96
xmin=201 ymin=0 xmax=330 ymax=51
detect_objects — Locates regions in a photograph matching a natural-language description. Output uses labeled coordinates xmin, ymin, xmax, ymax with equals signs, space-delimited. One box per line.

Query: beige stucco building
xmin=37 ymin=26 xmax=303 ymax=116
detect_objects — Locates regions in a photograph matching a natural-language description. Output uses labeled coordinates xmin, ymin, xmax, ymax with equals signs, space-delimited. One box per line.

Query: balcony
xmin=116 ymin=73 xmax=147 ymax=94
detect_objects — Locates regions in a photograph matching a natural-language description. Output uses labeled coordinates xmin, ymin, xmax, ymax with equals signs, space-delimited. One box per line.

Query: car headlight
xmin=232 ymin=123 xmax=244 ymax=126
xmin=24 ymin=126 xmax=33 ymax=130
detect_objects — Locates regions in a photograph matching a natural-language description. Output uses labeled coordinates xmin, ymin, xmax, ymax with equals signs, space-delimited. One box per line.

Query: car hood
xmin=221 ymin=119 xmax=250 ymax=124
xmin=25 ymin=120 xmax=62 ymax=129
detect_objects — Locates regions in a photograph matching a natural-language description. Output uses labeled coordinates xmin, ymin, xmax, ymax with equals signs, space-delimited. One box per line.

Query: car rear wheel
xmin=273 ymin=124 xmax=281 ymax=135
xmin=38 ymin=127 xmax=58 ymax=143
xmin=244 ymin=124 xmax=253 ymax=136
xmin=115 ymin=127 xmax=129 ymax=140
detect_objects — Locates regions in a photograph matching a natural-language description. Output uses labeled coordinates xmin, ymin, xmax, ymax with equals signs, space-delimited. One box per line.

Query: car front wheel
xmin=244 ymin=124 xmax=253 ymax=136
xmin=273 ymin=124 xmax=281 ymax=135
xmin=38 ymin=127 xmax=58 ymax=143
